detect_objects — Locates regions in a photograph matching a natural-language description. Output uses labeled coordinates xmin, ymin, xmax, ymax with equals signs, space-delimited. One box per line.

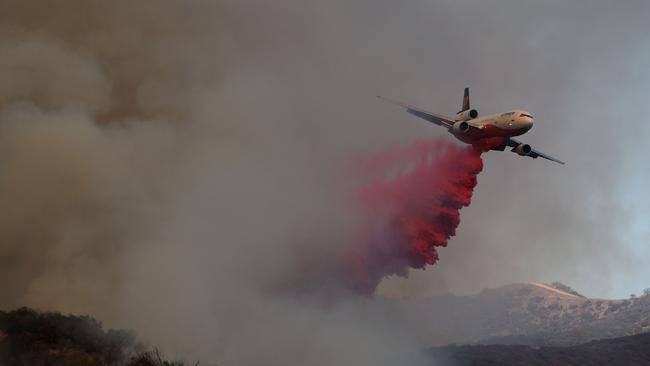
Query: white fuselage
xmin=453 ymin=110 xmax=534 ymax=144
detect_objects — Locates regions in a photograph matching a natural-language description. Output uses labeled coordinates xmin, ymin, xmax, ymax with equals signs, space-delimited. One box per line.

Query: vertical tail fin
xmin=460 ymin=87 xmax=470 ymax=112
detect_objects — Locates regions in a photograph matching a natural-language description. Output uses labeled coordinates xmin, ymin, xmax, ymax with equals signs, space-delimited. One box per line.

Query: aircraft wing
xmin=507 ymin=138 xmax=565 ymax=165
xmin=377 ymin=96 xmax=455 ymax=128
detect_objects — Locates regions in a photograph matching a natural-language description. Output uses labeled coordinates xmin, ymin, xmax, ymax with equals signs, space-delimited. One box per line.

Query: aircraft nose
xmin=526 ymin=118 xmax=534 ymax=131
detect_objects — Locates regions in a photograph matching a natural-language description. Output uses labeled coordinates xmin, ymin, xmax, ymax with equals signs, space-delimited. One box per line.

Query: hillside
xmin=0 ymin=308 xmax=186 ymax=366
xmin=3 ymin=292 xmax=650 ymax=366
xmin=430 ymin=332 xmax=650 ymax=366
xmin=404 ymin=282 xmax=650 ymax=346
xmin=3 ymin=304 xmax=650 ymax=366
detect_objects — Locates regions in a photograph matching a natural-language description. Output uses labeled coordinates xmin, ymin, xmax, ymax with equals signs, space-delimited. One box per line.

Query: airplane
xmin=378 ymin=88 xmax=565 ymax=164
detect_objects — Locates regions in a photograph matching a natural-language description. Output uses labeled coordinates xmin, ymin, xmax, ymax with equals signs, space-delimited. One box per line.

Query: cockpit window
xmin=520 ymin=113 xmax=533 ymax=119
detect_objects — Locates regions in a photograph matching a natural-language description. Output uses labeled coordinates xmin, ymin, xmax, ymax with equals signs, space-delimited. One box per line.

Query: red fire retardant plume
xmin=346 ymin=138 xmax=502 ymax=296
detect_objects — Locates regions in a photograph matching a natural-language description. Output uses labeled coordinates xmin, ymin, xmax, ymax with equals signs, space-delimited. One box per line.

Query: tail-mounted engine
xmin=455 ymin=109 xmax=478 ymax=122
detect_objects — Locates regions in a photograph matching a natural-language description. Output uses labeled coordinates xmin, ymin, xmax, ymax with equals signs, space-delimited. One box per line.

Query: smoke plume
xmin=0 ymin=1 xmax=431 ymax=365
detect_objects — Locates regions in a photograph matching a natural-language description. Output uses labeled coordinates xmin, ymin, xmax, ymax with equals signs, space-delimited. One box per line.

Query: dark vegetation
xmin=430 ymin=332 xmax=650 ymax=366
xmin=0 ymin=308 xmax=195 ymax=366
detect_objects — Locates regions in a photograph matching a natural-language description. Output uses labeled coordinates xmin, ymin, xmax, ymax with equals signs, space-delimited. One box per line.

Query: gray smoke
xmin=1 ymin=0 xmax=649 ymax=364
xmin=0 ymin=0 xmax=427 ymax=364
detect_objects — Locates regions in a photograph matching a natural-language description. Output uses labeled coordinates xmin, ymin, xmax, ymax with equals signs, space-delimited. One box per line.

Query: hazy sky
xmin=213 ymin=0 xmax=650 ymax=299
xmin=363 ymin=0 xmax=650 ymax=299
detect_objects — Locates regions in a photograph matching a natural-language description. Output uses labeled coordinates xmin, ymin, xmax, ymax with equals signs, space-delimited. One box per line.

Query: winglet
xmin=376 ymin=95 xmax=456 ymax=128
xmin=376 ymin=95 xmax=411 ymax=110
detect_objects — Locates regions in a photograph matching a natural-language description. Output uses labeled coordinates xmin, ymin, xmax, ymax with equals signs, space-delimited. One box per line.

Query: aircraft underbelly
xmin=453 ymin=124 xmax=523 ymax=144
